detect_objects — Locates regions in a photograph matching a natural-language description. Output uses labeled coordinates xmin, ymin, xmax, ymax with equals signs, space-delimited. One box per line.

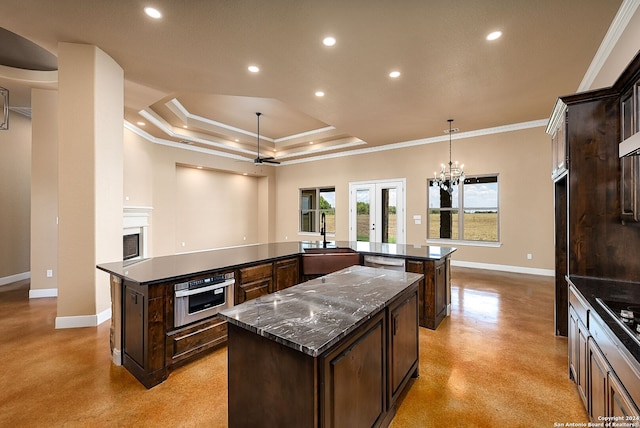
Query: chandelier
xmin=432 ymin=119 xmax=464 ymax=194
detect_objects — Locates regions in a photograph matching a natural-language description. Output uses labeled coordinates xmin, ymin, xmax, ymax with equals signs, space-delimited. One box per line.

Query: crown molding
xmin=280 ymin=119 xmax=548 ymax=165
xmin=578 ymin=0 xmax=640 ymax=91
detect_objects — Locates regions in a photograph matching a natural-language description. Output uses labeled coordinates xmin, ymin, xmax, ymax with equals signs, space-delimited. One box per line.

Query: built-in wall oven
xmin=174 ymin=272 xmax=235 ymax=328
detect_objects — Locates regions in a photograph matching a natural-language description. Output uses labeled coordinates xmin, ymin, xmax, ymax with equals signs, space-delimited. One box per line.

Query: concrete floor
xmin=0 ymin=267 xmax=588 ymax=427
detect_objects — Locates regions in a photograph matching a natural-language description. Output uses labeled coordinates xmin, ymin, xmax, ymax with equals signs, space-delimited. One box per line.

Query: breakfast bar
xmin=96 ymin=241 xmax=453 ymax=388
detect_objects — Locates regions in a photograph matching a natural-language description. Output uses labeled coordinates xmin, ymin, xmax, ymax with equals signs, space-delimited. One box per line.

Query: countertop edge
xmin=96 ymin=241 xmax=455 ymax=285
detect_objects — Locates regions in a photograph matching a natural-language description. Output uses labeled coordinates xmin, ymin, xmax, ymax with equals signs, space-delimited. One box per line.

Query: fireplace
xmin=123 ymin=233 xmax=140 ymax=260
xmin=123 ymin=207 xmax=151 ymax=261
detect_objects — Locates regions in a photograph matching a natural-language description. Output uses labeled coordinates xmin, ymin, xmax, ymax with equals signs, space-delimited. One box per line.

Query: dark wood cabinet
xmin=589 ymin=339 xmax=609 ymax=421
xmin=124 ymin=285 xmax=144 ymax=366
xmin=548 ymin=52 xmax=640 ymax=340
xmin=388 ymin=291 xmax=418 ymax=402
xmin=568 ymin=307 xmax=589 ymax=409
xmin=568 ymin=282 xmax=640 ymax=420
xmin=406 ymin=257 xmax=449 ymax=330
xmin=620 ymin=82 xmax=640 ymax=223
xmin=274 ymin=257 xmax=299 ymax=291
xmin=321 ymin=312 xmax=386 ymax=428
xmin=122 ymin=280 xmax=167 ymax=388
xmin=237 ymin=262 xmax=273 ymax=304
xmin=568 ymin=285 xmax=590 ymax=409
xmin=620 ymin=150 xmax=640 ymax=223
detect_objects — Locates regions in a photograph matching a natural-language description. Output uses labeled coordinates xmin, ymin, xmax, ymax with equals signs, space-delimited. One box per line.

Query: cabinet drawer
xmin=569 ymin=284 xmax=589 ymax=326
xmin=166 ymin=316 xmax=227 ymax=365
xmin=240 ymin=263 xmax=273 ymax=283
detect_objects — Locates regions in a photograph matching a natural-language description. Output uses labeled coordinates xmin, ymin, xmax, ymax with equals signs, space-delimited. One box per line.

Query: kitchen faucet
xmin=321 ymin=212 xmax=328 ymax=247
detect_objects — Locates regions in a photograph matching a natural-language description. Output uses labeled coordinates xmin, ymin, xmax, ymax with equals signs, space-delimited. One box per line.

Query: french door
xmin=349 ymin=180 xmax=405 ymax=244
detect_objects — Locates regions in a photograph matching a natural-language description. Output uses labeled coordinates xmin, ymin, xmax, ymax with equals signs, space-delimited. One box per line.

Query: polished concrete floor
xmin=0 ymin=267 xmax=588 ymax=427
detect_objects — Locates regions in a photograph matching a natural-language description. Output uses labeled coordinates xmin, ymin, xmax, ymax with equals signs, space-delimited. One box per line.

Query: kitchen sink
xmin=301 ymin=247 xmax=361 ymax=276
xmin=303 ymin=247 xmax=357 ymax=254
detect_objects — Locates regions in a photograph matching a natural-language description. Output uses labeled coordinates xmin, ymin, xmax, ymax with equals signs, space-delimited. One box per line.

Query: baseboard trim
xmin=112 ymin=348 xmax=122 ymax=366
xmin=55 ymin=307 xmax=112 ymax=329
xmin=29 ymin=288 xmax=58 ymax=298
xmin=0 ymin=271 xmax=31 ymax=286
xmin=451 ymin=260 xmax=554 ymax=277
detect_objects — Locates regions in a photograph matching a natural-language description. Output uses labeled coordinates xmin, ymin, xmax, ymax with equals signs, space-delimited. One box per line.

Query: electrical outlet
xmin=46 ymin=269 xmax=53 ymax=278
xmin=527 ymin=253 xmax=532 ymax=260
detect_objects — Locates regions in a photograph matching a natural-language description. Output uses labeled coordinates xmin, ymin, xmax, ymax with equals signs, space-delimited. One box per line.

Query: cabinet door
xmin=568 ymin=308 xmax=579 ymax=382
xmin=577 ymin=318 xmax=589 ymax=408
xmin=124 ymin=285 xmax=145 ymax=367
xmin=589 ymin=338 xmax=608 ymax=420
xmin=274 ymin=257 xmax=299 ymax=291
xmin=620 ymin=155 xmax=640 ymax=222
xmin=322 ymin=316 xmax=385 ymax=428
xmin=389 ymin=292 xmax=418 ymax=399
xmin=609 ymin=372 xmax=640 ymax=418
xmin=434 ymin=260 xmax=447 ymax=320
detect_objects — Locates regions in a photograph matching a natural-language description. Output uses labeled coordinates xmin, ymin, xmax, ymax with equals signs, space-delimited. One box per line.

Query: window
xmin=300 ymin=187 xmax=335 ymax=234
xmin=428 ymin=175 xmax=499 ymax=242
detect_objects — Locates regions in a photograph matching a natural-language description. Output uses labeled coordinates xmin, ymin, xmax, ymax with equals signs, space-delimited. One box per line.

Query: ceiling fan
xmin=253 ymin=112 xmax=279 ymax=164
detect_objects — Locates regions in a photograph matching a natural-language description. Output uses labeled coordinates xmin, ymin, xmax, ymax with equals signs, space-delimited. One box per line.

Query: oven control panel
xmin=175 ymin=272 xmax=234 ymax=291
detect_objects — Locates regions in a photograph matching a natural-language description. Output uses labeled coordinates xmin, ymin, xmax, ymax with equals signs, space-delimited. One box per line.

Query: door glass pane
xmin=381 ymin=188 xmax=397 ymax=243
xmin=356 ymin=189 xmax=370 ymax=241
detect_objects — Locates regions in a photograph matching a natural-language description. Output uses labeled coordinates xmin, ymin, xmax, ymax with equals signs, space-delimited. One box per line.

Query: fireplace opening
xmin=123 ymin=233 xmax=140 ymax=260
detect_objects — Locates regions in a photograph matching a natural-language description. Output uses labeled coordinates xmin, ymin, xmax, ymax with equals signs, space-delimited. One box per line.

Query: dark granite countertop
xmin=218 ymin=265 xmax=423 ymax=357
xmin=568 ymin=275 xmax=640 ymax=364
xmin=96 ymin=241 xmax=455 ymax=285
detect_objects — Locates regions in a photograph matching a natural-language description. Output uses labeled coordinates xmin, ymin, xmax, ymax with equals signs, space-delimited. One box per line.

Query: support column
xmin=56 ymin=43 xmax=123 ymax=328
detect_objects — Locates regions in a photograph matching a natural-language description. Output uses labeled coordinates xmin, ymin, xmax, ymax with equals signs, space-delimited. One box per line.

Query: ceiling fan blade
xmin=262 ymin=158 xmax=280 ymax=164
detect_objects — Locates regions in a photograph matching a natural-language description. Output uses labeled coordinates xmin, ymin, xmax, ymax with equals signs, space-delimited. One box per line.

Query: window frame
xmin=299 ymin=186 xmax=336 ymax=235
xmin=427 ymin=174 xmax=500 ymax=246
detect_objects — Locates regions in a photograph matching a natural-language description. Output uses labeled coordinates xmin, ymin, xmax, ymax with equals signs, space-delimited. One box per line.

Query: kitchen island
xmin=218 ymin=265 xmax=423 ymax=428
xmin=97 ymin=241 xmax=454 ymax=388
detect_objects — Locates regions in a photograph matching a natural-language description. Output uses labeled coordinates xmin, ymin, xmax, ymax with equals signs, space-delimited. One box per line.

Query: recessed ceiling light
xmin=183 ymin=125 xmax=188 ymax=129
xmin=315 ymin=91 xmax=325 ymax=97
xmin=196 ymin=166 xmax=203 ymax=169
xmin=309 ymin=141 xmax=314 ymax=145
xmin=248 ymin=65 xmax=260 ymax=73
xmin=389 ymin=71 xmax=401 ymax=78
xmin=144 ymin=7 xmax=162 ymax=19
xmin=235 ymin=139 xmax=239 ymax=142
xmin=137 ymin=121 xmax=145 ymax=126
xmin=243 ymin=173 xmax=248 ymax=176
xmin=323 ymin=36 xmax=336 ymax=47
xmin=486 ymin=31 xmax=502 ymax=41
